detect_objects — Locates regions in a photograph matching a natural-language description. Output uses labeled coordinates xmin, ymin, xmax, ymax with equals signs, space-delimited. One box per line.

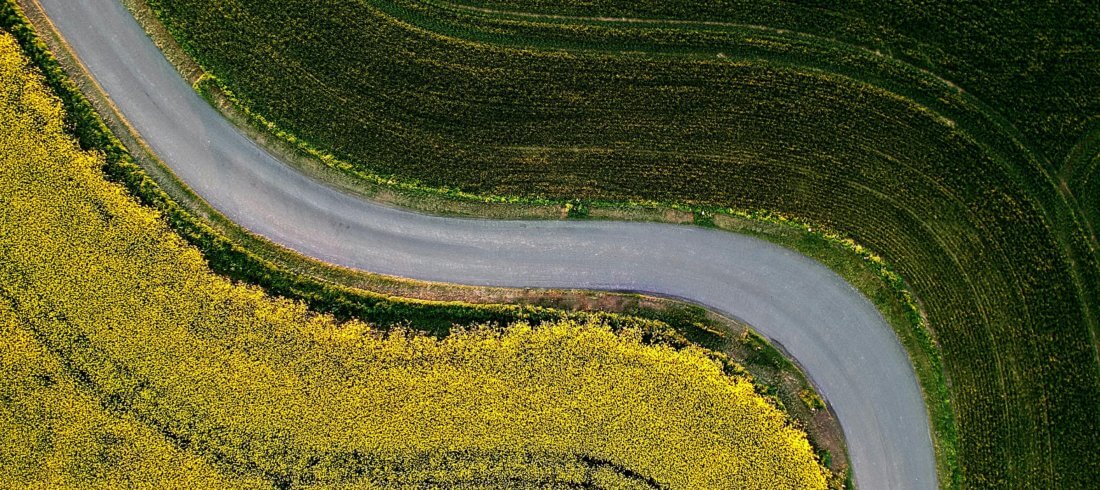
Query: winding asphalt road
xmin=35 ymin=0 xmax=936 ymax=487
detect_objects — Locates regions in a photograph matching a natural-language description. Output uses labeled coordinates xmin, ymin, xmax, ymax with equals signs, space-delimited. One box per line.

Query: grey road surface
xmin=36 ymin=0 xmax=937 ymax=487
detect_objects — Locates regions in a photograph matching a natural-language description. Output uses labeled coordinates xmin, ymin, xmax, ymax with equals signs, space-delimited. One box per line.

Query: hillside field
xmin=141 ymin=0 xmax=1100 ymax=487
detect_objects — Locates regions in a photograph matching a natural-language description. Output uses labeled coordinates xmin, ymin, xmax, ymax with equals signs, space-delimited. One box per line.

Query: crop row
xmin=430 ymin=0 xmax=1100 ymax=164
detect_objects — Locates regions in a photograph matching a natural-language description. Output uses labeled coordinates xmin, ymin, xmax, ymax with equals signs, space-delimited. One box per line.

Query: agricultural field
xmin=139 ymin=0 xmax=1100 ymax=487
xmin=0 ymin=29 xmax=832 ymax=489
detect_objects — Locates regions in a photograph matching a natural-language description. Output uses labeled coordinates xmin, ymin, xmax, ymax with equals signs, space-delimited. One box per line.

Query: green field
xmin=138 ymin=0 xmax=1100 ymax=487
xmin=0 ymin=26 xmax=838 ymax=488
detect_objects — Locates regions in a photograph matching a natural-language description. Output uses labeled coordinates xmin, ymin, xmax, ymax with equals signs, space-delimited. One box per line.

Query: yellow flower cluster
xmin=0 ymin=31 xmax=825 ymax=489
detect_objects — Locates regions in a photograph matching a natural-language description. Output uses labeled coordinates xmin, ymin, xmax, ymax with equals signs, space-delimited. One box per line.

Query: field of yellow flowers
xmin=0 ymin=30 xmax=826 ymax=488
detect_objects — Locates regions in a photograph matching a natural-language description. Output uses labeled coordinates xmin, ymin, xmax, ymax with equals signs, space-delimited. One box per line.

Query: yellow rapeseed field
xmin=0 ymin=31 xmax=826 ymax=488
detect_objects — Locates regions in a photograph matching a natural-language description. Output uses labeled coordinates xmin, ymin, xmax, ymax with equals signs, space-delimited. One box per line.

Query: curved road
xmin=35 ymin=0 xmax=935 ymax=487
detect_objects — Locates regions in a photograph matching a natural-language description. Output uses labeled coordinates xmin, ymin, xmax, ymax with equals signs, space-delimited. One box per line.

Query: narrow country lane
xmin=35 ymin=0 xmax=937 ymax=487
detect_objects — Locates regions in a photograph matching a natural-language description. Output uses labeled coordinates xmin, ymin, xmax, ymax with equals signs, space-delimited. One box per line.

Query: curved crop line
xmin=1060 ymin=119 xmax=1100 ymax=182
xmin=415 ymin=0 xmax=1057 ymax=177
xmin=1062 ymin=119 xmax=1100 ymax=232
xmin=354 ymin=0 xmax=1044 ymax=209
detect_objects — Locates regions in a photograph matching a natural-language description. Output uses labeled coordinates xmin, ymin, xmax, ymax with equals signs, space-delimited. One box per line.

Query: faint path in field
xmin=419 ymin=0 xmax=1058 ymax=178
